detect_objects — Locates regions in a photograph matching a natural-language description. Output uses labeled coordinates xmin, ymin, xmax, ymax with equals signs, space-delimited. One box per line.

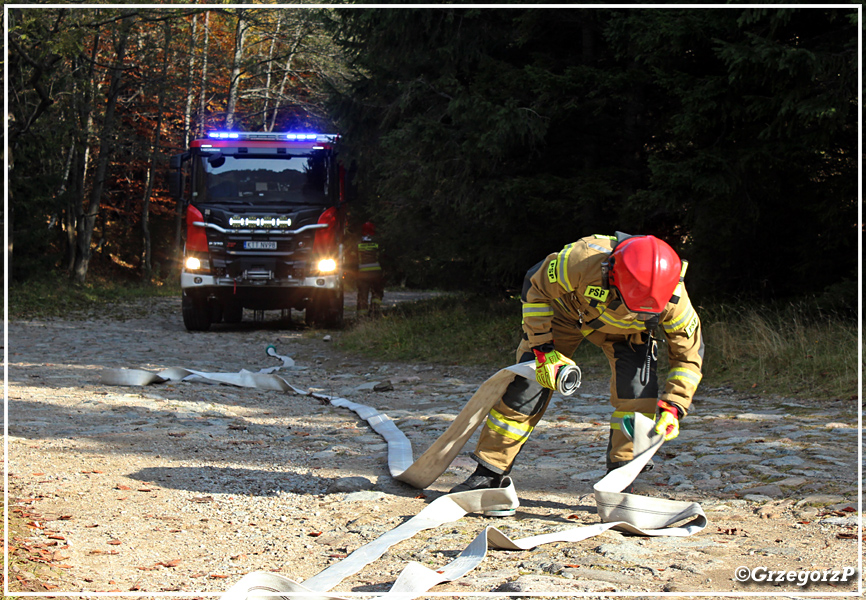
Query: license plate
xmin=244 ymin=241 xmax=277 ymax=250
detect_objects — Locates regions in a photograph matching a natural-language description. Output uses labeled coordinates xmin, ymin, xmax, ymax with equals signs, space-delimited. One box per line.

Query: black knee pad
xmin=503 ymin=351 xmax=552 ymax=415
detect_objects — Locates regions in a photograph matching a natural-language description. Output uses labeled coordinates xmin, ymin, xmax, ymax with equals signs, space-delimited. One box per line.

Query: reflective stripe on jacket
xmin=358 ymin=237 xmax=381 ymax=272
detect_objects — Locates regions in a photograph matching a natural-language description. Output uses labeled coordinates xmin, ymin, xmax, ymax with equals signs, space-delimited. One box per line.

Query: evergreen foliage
xmin=6 ymin=7 xmax=859 ymax=306
xmin=327 ymin=8 xmax=859 ymax=302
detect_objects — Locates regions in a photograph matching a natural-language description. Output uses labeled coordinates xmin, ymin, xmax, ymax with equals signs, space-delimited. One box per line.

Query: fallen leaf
xmin=115 ymin=485 xmax=132 ymax=491
xmin=307 ymin=531 xmax=322 ymax=537
xmin=108 ymin=539 xmax=122 ymax=546
xmin=209 ymin=574 xmax=229 ymax=579
xmin=159 ymin=559 xmax=181 ymax=568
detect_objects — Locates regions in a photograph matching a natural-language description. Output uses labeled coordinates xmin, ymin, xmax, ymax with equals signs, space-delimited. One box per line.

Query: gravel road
xmin=5 ymin=294 xmax=862 ymax=598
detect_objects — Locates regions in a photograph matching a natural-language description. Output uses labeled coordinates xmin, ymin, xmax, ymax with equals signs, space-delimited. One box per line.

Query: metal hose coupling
xmin=556 ymin=364 xmax=582 ymax=396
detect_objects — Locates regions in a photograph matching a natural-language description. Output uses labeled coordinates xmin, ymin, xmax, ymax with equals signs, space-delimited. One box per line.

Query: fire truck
xmin=168 ymin=131 xmax=348 ymax=331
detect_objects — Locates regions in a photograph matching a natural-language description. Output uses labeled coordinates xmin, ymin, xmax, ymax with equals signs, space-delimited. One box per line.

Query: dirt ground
xmin=5 ymin=293 xmax=862 ymax=599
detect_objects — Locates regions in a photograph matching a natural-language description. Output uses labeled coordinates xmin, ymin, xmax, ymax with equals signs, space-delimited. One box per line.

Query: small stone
xmin=760 ymin=456 xmax=805 ymax=467
xmin=327 ymin=476 xmax=374 ymax=494
xmin=756 ymin=505 xmax=782 ymax=519
xmin=795 ymin=506 xmax=819 ymax=520
xmin=743 ymin=494 xmax=773 ymax=503
xmin=595 ymin=541 xmax=652 ymax=563
xmin=739 ymin=484 xmax=783 ymax=497
xmin=774 ymin=476 xmax=807 ymax=487
xmin=736 ymin=413 xmax=784 ymax=421
xmin=796 ymin=494 xmax=845 ymax=506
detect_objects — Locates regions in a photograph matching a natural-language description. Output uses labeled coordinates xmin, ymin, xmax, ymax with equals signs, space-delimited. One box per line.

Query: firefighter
xmin=451 ymin=233 xmax=703 ymax=500
xmin=356 ymin=221 xmax=384 ymax=316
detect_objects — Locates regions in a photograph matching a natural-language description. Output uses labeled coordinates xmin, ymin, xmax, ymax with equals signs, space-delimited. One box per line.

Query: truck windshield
xmin=194 ymin=153 xmax=329 ymax=205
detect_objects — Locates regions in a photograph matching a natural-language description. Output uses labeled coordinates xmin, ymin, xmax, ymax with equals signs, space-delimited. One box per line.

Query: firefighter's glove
xmin=655 ymin=400 xmax=681 ymax=442
xmin=532 ymin=344 xmax=575 ymax=390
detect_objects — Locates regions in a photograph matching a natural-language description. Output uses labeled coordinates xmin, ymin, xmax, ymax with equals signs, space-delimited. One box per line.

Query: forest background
xmin=6 ymin=6 xmax=860 ymax=313
xmin=7 ymin=6 xmax=859 ymax=302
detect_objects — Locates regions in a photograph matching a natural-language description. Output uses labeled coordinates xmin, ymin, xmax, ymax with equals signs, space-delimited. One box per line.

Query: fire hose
xmin=101 ymin=348 xmax=706 ymax=599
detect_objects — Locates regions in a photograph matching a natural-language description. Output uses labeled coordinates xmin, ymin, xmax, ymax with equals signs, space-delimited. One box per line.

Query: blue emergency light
xmin=206 ymin=131 xmax=323 ymax=141
xmin=208 ymin=131 xmax=240 ymax=139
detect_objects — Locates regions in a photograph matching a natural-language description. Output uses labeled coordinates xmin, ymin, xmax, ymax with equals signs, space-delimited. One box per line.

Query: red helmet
xmin=608 ymin=235 xmax=681 ymax=314
xmin=362 ymin=221 xmax=376 ymax=237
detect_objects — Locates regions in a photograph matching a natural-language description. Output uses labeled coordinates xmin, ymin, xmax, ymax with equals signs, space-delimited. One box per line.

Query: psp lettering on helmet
xmin=547 ymin=260 xmax=558 ymax=284
xmin=685 ymin=314 xmax=699 ymax=338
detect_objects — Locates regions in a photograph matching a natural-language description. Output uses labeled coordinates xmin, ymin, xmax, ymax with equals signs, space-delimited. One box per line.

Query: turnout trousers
xmin=473 ymin=310 xmax=660 ymax=475
xmin=357 ymin=273 xmax=384 ymax=315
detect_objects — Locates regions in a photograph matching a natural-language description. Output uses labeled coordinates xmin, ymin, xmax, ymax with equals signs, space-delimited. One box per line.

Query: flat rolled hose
xmin=100 ymin=353 xmax=706 ymax=600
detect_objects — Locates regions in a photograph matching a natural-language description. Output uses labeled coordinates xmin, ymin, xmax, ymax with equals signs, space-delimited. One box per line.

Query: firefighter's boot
xmin=450 ymin=463 xmax=505 ymax=493
xmin=450 ymin=464 xmax=515 ymax=516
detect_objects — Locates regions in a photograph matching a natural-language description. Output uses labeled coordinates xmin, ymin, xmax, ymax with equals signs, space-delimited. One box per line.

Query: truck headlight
xmin=317 ymin=258 xmax=337 ymax=273
xmin=185 ymin=256 xmax=203 ymax=270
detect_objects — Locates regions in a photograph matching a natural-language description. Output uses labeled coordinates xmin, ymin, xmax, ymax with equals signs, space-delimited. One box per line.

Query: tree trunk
xmin=72 ymin=15 xmax=134 ymax=285
xmin=141 ymin=20 xmax=172 ymax=282
xmin=198 ymin=11 xmax=210 ymax=136
xmin=262 ymin=13 xmax=282 ymax=131
xmin=176 ymin=13 xmax=199 ymax=260
xmin=67 ymin=31 xmax=99 ymax=274
xmin=269 ymin=31 xmax=303 ymax=132
xmin=225 ymin=10 xmax=247 ymax=129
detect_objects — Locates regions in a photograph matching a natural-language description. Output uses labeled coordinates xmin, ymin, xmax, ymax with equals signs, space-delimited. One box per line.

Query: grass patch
xmin=699 ymin=302 xmax=859 ymax=399
xmin=338 ymin=293 xmax=524 ymax=368
xmin=8 ymin=274 xmax=180 ymax=320
xmin=341 ymin=294 xmax=859 ymax=399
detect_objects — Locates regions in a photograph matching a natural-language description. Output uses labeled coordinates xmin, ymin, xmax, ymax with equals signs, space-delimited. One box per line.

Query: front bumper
xmin=181 ymin=271 xmax=341 ymax=291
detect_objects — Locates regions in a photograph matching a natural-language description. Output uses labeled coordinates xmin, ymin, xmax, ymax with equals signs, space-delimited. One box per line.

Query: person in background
xmin=355 ymin=221 xmax=384 ymax=317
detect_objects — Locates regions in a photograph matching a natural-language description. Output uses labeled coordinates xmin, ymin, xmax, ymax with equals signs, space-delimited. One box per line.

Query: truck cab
xmin=169 ymin=131 xmax=347 ymax=331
